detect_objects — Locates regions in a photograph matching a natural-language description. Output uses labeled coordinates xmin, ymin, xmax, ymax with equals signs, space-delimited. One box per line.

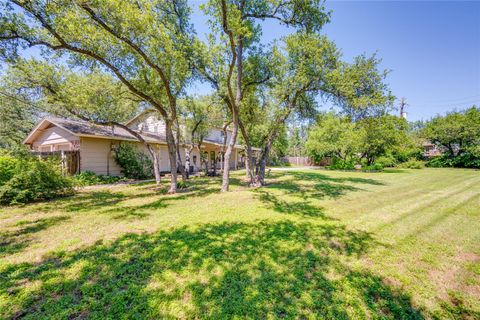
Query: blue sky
xmin=3 ymin=1 xmax=479 ymax=121
xmin=191 ymin=0 xmax=480 ymax=121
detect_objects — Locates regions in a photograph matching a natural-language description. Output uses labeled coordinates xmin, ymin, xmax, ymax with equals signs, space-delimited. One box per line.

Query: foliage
xmin=326 ymin=54 xmax=395 ymax=121
xmin=0 ymin=151 xmax=18 ymax=185
xmin=4 ymin=61 xmax=140 ymax=124
xmin=356 ymin=115 xmax=409 ymax=165
xmin=363 ymin=163 xmax=384 ymax=171
xmin=74 ymin=171 xmax=126 ymax=187
xmin=0 ymin=156 xmax=74 ymax=205
xmin=427 ymin=154 xmax=480 ymax=169
xmin=114 ymin=143 xmax=154 ymax=180
xmin=0 ymin=89 xmax=38 ymax=150
xmin=422 ymin=106 xmax=480 ymax=157
xmin=307 ymin=113 xmax=408 ymax=167
xmin=422 ymin=106 xmax=480 ymax=168
xmin=306 ymin=112 xmax=358 ymax=163
xmin=375 ymin=155 xmax=397 ymax=168
xmin=0 ymin=169 xmax=478 ymax=318
xmin=328 ymin=159 xmax=355 ymax=170
xmin=176 ymin=180 xmax=189 ymax=189
xmin=397 ymin=159 xmax=425 ymax=169
xmin=1 ymin=0 xmax=197 ymax=193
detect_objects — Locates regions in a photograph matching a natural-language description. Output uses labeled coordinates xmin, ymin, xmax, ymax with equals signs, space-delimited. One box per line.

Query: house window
xmin=193 ymin=155 xmax=197 ymax=165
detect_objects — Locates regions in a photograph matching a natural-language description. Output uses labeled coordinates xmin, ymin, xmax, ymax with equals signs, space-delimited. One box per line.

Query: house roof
xmin=23 ymin=117 xmax=167 ymax=145
xmin=24 ymin=116 xmax=261 ymax=151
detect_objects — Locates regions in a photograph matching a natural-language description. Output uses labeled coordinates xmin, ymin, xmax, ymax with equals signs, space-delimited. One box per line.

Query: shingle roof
xmin=39 ymin=117 xmax=166 ymax=144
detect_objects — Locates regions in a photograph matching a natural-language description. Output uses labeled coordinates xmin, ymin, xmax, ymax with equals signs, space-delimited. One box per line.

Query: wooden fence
xmin=281 ymin=156 xmax=312 ymax=166
xmin=32 ymin=150 xmax=80 ymax=175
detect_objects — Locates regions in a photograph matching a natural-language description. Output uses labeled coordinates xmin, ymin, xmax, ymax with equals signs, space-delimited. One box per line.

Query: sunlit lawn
xmin=0 ymin=168 xmax=479 ymax=319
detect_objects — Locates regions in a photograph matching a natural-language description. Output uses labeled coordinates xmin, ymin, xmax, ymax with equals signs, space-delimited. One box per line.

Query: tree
xmin=305 ymin=112 xmax=358 ymax=163
xmin=326 ymin=54 xmax=394 ymax=121
xmin=3 ymin=59 xmax=170 ymax=183
xmin=0 ymin=89 xmax=38 ymax=150
xmin=196 ymin=0 xmax=330 ymax=191
xmin=355 ymin=115 xmax=408 ymax=165
xmin=423 ymin=106 xmax=480 ymax=158
xmin=180 ymin=95 xmax=224 ymax=178
xmin=0 ymin=0 xmax=195 ymax=193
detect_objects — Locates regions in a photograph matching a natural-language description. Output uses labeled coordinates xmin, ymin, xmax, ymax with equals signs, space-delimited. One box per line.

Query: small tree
xmin=306 ymin=113 xmax=358 ymax=163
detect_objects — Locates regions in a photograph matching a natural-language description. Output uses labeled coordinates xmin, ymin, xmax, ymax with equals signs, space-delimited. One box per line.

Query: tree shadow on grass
xmin=264 ymin=171 xmax=384 ymax=202
xmin=254 ymin=189 xmax=330 ymax=218
xmin=288 ymin=171 xmax=385 ymax=186
xmin=0 ymin=220 xmax=426 ymax=319
xmin=100 ymin=182 xmax=222 ymax=220
xmin=0 ymin=216 xmax=70 ymax=257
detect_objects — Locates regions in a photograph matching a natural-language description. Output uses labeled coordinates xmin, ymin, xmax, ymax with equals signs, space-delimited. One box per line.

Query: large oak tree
xmin=0 ymin=0 xmax=195 ymax=193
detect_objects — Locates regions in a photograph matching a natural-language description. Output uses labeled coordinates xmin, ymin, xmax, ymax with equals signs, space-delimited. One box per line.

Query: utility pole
xmin=399 ymin=97 xmax=408 ymax=119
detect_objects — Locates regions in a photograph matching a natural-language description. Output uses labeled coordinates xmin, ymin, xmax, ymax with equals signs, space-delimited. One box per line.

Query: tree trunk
xmin=185 ymin=145 xmax=193 ymax=179
xmin=258 ymin=145 xmax=270 ymax=186
xmin=221 ymin=111 xmax=238 ymax=192
xmin=239 ymin=118 xmax=255 ymax=185
xmin=146 ymin=145 xmax=161 ymax=185
xmin=256 ymin=107 xmax=293 ymax=185
xmin=175 ymin=120 xmax=187 ymax=181
xmin=165 ymin=119 xmax=178 ymax=194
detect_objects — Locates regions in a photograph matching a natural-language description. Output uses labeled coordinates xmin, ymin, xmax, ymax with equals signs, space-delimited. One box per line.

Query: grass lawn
xmin=0 ymin=168 xmax=479 ymax=319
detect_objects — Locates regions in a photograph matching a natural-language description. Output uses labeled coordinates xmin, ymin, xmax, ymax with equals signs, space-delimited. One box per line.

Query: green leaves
xmin=3 ymin=59 xmax=139 ymax=123
xmin=1 ymin=0 xmax=195 ymax=116
xmin=423 ymin=106 xmax=480 ymax=157
xmin=326 ymin=54 xmax=394 ymax=120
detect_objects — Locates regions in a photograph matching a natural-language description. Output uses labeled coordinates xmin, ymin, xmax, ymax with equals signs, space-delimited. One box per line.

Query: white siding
xmin=80 ymin=138 xmax=123 ymax=176
xmin=205 ymin=128 xmax=231 ymax=144
xmin=129 ymin=114 xmax=166 ymax=135
xmin=32 ymin=126 xmax=76 ymax=150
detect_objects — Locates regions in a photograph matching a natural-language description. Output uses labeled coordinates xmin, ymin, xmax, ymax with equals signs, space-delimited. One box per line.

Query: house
xmin=422 ymin=141 xmax=443 ymax=158
xmin=23 ymin=112 xmax=256 ymax=176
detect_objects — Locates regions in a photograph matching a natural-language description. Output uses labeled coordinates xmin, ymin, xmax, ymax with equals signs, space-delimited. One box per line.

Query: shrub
xmin=74 ymin=171 xmax=125 ymax=186
xmin=398 ymin=159 xmax=425 ymax=169
xmin=328 ymin=159 xmax=355 ymax=170
xmin=176 ymin=180 xmax=189 ymax=189
xmin=426 ymin=154 xmax=480 ymax=169
xmin=0 ymin=157 xmax=74 ymax=205
xmin=375 ymin=155 xmax=397 ymax=168
xmin=364 ymin=163 xmax=384 ymax=171
xmin=0 ymin=153 xmax=18 ymax=185
xmin=114 ymin=143 xmax=154 ymax=180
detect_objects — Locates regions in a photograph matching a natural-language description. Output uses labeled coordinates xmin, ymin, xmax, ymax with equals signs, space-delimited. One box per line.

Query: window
xmin=193 ymin=155 xmax=197 ymax=165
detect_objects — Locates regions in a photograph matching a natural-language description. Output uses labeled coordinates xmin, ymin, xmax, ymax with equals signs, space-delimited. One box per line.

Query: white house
xmin=23 ymin=112 xmax=256 ymax=176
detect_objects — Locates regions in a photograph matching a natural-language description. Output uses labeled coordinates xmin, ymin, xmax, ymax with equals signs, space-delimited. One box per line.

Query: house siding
xmin=80 ymin=137 xmax=123 ymax=176
xmin=32 ymin=125 xmax=77 ymax=150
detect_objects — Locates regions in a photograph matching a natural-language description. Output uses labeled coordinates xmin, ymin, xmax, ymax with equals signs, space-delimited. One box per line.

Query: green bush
xmin=0 ymin=153 xmax=18 ymax=185
xmin=114 ymin=143 xmax=154 ymax=180
xmin=398 ymin=159 xmax=425 ymax=169
xmin=74 ymin=171 xmax=125 ymax=186
xmin=364 ymin=163 xmax=384 ymax=171
xmin=176 ymin=180 xmax=189 ymax=189
xmin=375 ymin=155 xmax=397 ymax=168
xmin=328 ymin=159 xmax=355 ymax=170
xmin=426 ymin=154 xmax=480 ymax=169
xmin=0 ymin=157 xmax=74 ymax=205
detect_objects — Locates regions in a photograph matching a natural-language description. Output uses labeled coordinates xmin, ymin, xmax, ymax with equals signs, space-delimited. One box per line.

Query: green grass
xmin=0 ymin=168 xmax=479 ymax=319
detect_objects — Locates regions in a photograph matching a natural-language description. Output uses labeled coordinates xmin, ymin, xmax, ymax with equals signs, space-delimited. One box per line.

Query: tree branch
xmin=11 ymin=1 xmax=168 ymax=118
xmin=78 ymin=2 xmax=176 ymax=109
